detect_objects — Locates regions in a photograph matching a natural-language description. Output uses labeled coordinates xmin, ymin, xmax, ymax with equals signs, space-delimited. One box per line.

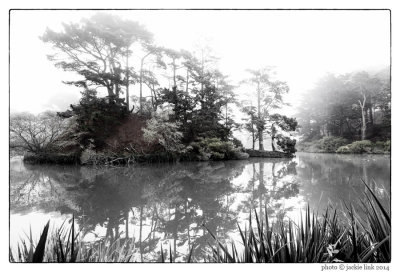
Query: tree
xmin=191 ymin=84 xmax=228 ymax=141
xmin=348 ymin=71 xmax=384 ymax=140
xmin=241 ymin=102 xmax=258 ymax=150
xmin=269 ymin=114 xmax=298 ymax=152
xmin=297 ymin=69 xmax=390 ymax=142
xmin=217 ymin=75 xmax=237 ymax=133
xmin=10 ymin=111 xmax=69 ymax=153
xmin=41 ymin=12 xmax=153 ymax=104
xmin=66 ymin=88 xmax=129 ymax=149
xmin=137 ymin=44 xmax=165 ymax=113
xmin=241 ymin=67 xmax=289 ymax=150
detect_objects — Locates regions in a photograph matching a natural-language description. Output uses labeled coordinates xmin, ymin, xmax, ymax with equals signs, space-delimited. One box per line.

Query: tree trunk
xmin=259 ymin=162 xmax=265 ymax=217
xmin=359 ymin=93 xmax=367 ymax=140
xmin=257 ymin=81 xmax=264 ymax=151
xmin=139 ymin=59 xmax=144 ymax=114
xmin=368 ymin=105 xmax=374 ymax=125
xmin=271 ymin=123 xmax=276 ymax=151
xmin=125 ymin=53 xmax=130 ymax=111
xmin=172 ymin=58 xmax=177 ymax=88
xmin=225 ymin=103 xmax=228 ymax=129
xmin=125 ymin=209 xmax=129 ymax=239
xmin=186 ymin=68 xmax=189 ymax=93
xmin=258 ymin=130 xmax=264 ymax=151
xmin=185 ymin=200 xmax=191 ymax=254
xmin=139 ymin=206 xmax=143 ymax=262
xmin=201 ymin=51 xmax=204 ymax=92
xmin=252 ymin=126 xmax=255 ymax=150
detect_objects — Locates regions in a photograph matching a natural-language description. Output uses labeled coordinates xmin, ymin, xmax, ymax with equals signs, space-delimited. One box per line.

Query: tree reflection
xmin=11 ymin=160 xmax=246 ymax=261
xmin=237 ymin=159 xmax=300 ymax=223
xmin=10 ymin=153 xmax=390 ymax=261
xmin=296 ymin=153 xmax=390 ymax=213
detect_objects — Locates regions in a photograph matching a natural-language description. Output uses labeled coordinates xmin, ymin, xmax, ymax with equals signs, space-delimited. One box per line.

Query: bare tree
xmin=10 ymin=111 xmax=69 ymax=153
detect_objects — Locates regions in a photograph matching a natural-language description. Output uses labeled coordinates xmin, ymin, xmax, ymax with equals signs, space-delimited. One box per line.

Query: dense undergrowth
xmin=298 ymin=137 xmax=390 ymax=154
xmin=10 ymin=180 xmax=390 ymax=263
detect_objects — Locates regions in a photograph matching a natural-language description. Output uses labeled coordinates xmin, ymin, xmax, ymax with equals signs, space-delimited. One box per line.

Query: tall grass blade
xmin=32 ymin=220 xmax=50 ymax=263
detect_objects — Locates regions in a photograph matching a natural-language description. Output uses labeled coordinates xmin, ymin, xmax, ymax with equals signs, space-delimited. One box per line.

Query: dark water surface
xmin=10 ymin=153 xmax=390 ymax=261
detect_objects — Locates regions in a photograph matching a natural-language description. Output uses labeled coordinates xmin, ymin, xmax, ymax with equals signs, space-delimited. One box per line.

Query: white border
xmin=2 ymin=1 xmax=398 ymax=272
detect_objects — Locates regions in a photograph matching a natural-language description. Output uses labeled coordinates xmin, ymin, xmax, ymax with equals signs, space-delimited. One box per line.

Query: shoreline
xmin=16 ymin=149 xmax=391 ymax=166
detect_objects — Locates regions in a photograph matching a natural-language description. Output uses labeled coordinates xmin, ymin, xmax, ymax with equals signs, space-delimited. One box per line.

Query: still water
xmin=10 ymin=153 xmax=390 ymax=261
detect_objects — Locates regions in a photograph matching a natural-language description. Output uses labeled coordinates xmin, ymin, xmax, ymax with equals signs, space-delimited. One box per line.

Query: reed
xmin=10 ymin=180 xmax=390 ymax=263
xmin=206 ymin=179 xmax=390 ymax=263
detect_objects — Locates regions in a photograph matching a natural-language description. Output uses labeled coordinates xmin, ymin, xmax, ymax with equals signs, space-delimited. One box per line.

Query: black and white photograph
xmin=5 ymin=5 xmax=396 ymax=269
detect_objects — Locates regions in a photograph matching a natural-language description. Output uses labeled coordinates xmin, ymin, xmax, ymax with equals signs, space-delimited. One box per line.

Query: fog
xmin=10 ymin=10 xmax=390 ymax=115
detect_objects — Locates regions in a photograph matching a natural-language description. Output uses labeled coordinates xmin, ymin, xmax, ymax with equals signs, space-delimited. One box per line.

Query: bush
xmin=276 ymin=135 xmax=297 ymax=153
xmin=384 ymin=140 xmax=391 ymax=152
xmin=142 ymin=113 xmax=186 ymax=155
xmin=336 ymin=140 xmax=373 ymax=154
xmin=298 ymin=137 xmax=349 ymax=153
xmin=316 ymin=137 xmax=349 ymax=153
xmin=189 ymin=138 xmax=246 ymax=161
xmin=231 ymin=137 xmax=244 ymax=148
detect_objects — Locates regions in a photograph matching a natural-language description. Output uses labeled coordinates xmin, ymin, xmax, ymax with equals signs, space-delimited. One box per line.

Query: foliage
xmin=206 ymin=181 xmax=390 ymax=263
xmin=240 ymin=67 xmax=291 ymax=151
xmin=231 ymin=137 xmax=244 ymax=148
xmin=299 ymin=137 xmax=390 ymax=154
xmin=336 ymin=140 xmax=373 ymax=154
xmin=276 ymin=135 xmax=297 ymax=153
xmin=41 ymin=12 xmax=153 ymax=99
xmin=297 ymin=69 xmax=390 ymax=142
xmin=313 ymin=136 xmax=350 ymax=153
xmin=11 ymin=182 xmax=390 ymax=263
xmin=65 ymin=89 xmax=129 ymax=149
xmin=240 ymin=104 xmax=259 ymax=149
xmin=269 ymin=114 xmax=298 ymax=153
xmin=191 ymin=85 xmax=231 ymax=141
xmin=384 ymin=140 xmax=391 ymax=152
xmin=10 ymin=111 xmax=70 ymax=154
xmin=188 ymin=137 xmax=246 ymax=161
xmin=142 ymin=112 xmax=186 ymax=154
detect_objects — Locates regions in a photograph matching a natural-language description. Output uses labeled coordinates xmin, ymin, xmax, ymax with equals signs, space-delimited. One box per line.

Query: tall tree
xmin=41 ymin=13 xmax=153 ymax=104
xmin=137 ymin=44 xmax=164 ymax=113
xmin=241 ymin=102 xmax=258 ymax=150
xmin=349 ymin=71 xmax=384 ymax=140
xmin=297 ymin=69 xmax=390 ymax=142
xmin=241 ymin=67 xmax=289 ymax=150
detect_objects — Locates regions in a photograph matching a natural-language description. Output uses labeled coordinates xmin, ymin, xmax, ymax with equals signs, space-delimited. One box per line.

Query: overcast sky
xmin=10 ymin=9 xmax=390 ymax=114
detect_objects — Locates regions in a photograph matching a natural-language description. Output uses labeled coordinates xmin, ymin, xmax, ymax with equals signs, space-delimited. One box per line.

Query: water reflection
xmin=10 ymin=153 xmax=390 ymax=261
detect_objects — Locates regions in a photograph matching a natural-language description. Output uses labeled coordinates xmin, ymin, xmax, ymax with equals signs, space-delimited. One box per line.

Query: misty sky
xmin=10 ymin=10 xmax=390 ymax=114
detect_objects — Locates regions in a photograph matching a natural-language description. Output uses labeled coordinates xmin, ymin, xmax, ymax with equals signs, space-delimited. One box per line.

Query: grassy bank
xmin=298 ymin=137 xmax=390 ymax=154
xmin=10 ymin=180 xmax=390 ymax=263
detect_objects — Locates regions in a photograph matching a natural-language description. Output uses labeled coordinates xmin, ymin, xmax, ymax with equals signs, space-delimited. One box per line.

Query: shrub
xmin=142 ymin=113 xmax=186 ymax=155
xmin=231 ymin=137 xmax=244 ymax=148
xmin=336 ymin=140 xmax=373 ymax=154
xmin=298 ymin=137 xmax=349 ymax=153
xmin=316 ymin=137 xmax=349 ymax=153
xmin=276 ymin=135 xmax=297 ymax=153
xmin=384 ymin=140 xmax=391 ymax=152
xmin=189 ymin=138 xmax=245 ymax=161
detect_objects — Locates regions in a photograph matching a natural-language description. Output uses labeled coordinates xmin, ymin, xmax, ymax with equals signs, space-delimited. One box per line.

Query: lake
xmin=9 ymin=153 xmax=390 ymax=262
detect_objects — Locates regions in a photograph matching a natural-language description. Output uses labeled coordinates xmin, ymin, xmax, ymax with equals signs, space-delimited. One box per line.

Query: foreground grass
xmin=10 ymin=180 xmax=390 ymax=263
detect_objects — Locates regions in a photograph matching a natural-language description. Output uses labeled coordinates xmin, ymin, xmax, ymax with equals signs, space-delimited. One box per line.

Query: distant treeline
xmin=298 ymin=69 xmax=390 ymax=143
